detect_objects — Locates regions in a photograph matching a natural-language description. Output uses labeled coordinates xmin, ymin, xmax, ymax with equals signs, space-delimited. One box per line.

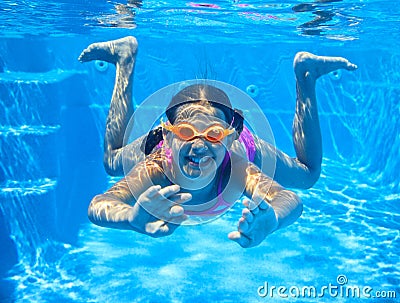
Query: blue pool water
xmin=0 ymin=0 xmax=399 ymax=302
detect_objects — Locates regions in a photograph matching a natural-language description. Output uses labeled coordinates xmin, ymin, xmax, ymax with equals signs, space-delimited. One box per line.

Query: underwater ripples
xmin=0 ymin=0 xmax=374 ymax=42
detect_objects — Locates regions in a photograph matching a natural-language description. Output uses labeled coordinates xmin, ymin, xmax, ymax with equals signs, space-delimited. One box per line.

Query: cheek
xmin=169 ymin=138 xmax=188 ymax=158
xmin=223 ymin=135 xmax=235 ymax=148
xmin=211 ymin=142 xmax=228 ymax=160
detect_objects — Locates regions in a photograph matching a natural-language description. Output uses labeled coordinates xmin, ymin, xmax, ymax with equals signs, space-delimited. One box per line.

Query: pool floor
xmin=5 ymin=158 xmax=400 ymax=303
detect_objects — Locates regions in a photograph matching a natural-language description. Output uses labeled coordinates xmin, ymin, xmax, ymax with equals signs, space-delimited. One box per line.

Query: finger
xmin=157 ymin=184 xmax=181 ymax=199
xmin=252 ymin=190 xmax=270 ymax=205
xmin=167 ymin=193 xmax=192 ymax=205
xmin=169 ymin=205 xmax=184 ymax=217
xmin=242 ymin=208 xmax=254 ymax=223
xmin=242 ymin=198 xmax=251 ymax=208
xmin=160 ymin=221 xmax=182 ymax=234
xmin=247 ymin=201 xmax=259 ymax=214
xmin=152 ymin=193 xmax=191 ymax=215
xmin=250 ymin=207 xmax=259 ymax=215
xmin=244 ymin=198 xmax=259 ymax=212
xmin=228 ymin=231 xmax=251 ymax=248
xmin=258 ymin=200 xmax=272 ymax=210
xmin=238 ymin=217 xmax=250 ymax=233
xmin=159 ymin=216 xmax=187 ymax=233
xmin=145 ymin=220 xmax=166 ymax=235
xmin=145 ymin=185 xmax=162 ymax=198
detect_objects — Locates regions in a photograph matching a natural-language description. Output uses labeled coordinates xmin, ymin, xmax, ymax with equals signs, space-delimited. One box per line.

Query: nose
xmin=191 ymin=138 xmax=208 ymax=152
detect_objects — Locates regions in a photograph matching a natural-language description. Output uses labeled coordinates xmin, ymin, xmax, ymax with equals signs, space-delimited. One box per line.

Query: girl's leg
xmin=255 ymin=52 xmax=357 ymax=189
xmin=79 ymin=36 xmax=144 ymax=176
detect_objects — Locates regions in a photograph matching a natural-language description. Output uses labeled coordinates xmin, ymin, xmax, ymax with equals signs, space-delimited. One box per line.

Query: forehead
xmin=174 ymin=104 xmax=227 ymax=124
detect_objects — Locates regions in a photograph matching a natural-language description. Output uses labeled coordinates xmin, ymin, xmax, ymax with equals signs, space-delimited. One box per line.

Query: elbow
xmin=87 ymin=194 xmax=102 ymax=224
xmin=275 ymin=164 xmax=321 ymax=189
xmin=87 ymin=197 xmax=96 ymax=223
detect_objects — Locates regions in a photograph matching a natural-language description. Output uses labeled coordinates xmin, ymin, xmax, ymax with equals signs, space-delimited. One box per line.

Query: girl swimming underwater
xmin=78 ymin=36 xmax=357 ymax=248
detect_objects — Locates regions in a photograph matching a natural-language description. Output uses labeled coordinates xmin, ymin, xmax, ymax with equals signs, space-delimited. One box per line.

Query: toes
xmin=77 ymin=42 xmax=117 ymax=64
xmin=78 ymin=49 xmax=92 ymax=62
xmin=78 ymin=45 xmax=102 ymax=62
xmin=346 ymin=61 xmax=358 ymax=71
xmin=338 ymin=58 xmax=357 ymax=71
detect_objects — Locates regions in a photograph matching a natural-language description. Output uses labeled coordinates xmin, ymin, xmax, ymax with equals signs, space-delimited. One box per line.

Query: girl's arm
xmin=228 ymin=158 xmax=302 ymax=248
xmin=88 ymin=158 xmax=191 ymax=236
xmin=244 ymin=163 xmax=303 ymax=230
xmin=88 ymin=176 xmax=139 ymax=231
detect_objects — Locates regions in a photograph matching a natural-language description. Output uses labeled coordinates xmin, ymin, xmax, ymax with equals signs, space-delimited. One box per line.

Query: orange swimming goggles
xmin=160 ymin=119 xmax=235 ymax=143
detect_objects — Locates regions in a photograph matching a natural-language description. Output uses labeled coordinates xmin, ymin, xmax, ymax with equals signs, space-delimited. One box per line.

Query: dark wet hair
xmin=142 ymin=84 xmax=244 ymax=155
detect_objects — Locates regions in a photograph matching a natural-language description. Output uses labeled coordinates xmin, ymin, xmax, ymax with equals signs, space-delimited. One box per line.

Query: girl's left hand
xmin=228 ymin=198 xmax=278 ymax=248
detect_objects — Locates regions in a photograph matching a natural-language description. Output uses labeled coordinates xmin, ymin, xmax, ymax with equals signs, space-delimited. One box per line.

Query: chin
xmin=181 ymin=162 xmax=215 ymax=180
xmin=182 ymin=165 xmax=203 ymax=179
xmin=184 ymin=171 xmax=201 ymax=179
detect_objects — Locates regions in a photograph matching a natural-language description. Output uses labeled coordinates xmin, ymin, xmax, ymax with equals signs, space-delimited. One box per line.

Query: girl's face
xmin=165 ymin=105 xmax=234 ymax=185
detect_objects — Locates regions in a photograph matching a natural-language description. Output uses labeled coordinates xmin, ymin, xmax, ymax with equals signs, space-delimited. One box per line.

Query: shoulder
xmin=229 ymin=153 xmax=263 ymax=183
xmin=222 ymin=151 xmax=249 ymax=187
xmin=229 ymin=151 xmax=248 ymax=168
xmin=125 ymin=149 xmax=171 ymax=187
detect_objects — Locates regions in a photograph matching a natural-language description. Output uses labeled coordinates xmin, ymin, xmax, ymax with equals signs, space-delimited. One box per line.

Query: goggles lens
xmin=161 ymin=120 xmax=234 ymax=143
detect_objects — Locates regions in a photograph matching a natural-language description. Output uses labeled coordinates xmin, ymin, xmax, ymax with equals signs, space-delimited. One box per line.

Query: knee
xmin=302 ymin=166 xmax=321 ymax=189
xmin=103 ymin=154 xmax=123 ymax=176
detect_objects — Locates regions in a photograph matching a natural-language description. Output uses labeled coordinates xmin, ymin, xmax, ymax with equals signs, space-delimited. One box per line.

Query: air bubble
xmin=329 ymin=69 xmax=342 ymax=81
xmin=246 ymin=84 xmax=259 ymax=98
xmin=94 ymin=60 xmax=108 ymax=72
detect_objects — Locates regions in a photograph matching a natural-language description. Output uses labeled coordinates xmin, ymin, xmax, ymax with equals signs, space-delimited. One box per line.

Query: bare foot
xmin=78 ymin=36 xmax=138 ymax=65
xmin=294 ymin=51 xmax=357 ymax=80
xmin=228 ymin=199 xmax=278 ymax=248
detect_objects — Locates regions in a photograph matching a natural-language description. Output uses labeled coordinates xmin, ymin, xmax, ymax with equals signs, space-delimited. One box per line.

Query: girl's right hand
xmin=128 ymin=184 xmax=192 ymax=237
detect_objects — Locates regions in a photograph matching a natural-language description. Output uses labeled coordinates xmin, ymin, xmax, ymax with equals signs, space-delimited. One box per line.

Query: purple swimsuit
xmin=183 ymin=126 xmax=256 ymax=216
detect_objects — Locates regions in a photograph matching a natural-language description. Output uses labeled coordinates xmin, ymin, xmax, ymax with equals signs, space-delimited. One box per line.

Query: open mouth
xmin=186 ymin=155 xmax=212 ymax=168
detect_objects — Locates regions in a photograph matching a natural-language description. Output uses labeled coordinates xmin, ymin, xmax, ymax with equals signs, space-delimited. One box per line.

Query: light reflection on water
xmin=5 ymin=158 xmax=399 ymax=302
xmin=0 ymin=0 xmax=385 ymax=43
xmin=1 ymin=1 xmax=399 ymax=302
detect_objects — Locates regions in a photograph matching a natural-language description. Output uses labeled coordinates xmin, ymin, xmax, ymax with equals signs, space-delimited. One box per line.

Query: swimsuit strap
xmin=238 ymin=126 xmax=256 ymax=162
xmin=217 ymin=151 xmax=231 ymax=206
